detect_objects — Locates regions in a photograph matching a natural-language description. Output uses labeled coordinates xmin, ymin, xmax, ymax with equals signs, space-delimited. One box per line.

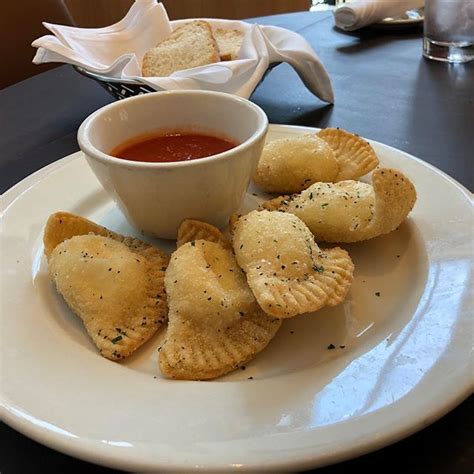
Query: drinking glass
xmin=423 ymin=0 xmax=474 ymax=63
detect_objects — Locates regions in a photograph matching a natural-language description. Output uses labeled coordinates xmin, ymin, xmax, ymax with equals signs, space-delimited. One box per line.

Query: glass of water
xmin=423 ymin=0 xmax=474 ymax=63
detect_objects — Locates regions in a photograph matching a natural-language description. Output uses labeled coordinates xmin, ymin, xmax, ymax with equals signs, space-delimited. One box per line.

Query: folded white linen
xmin=334 ymin=0 xmax=424 ymax=31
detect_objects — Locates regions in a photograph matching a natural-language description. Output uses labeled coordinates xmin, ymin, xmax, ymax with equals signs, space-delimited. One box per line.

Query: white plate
xmin=374 ymin=8 xmax=424 ymax=28
xmin=1 ymin=124 xmax=472 ymax=472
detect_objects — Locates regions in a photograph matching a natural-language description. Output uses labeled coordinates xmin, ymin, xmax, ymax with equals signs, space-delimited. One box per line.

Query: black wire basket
xmin=75 ymin=67 xmax=156 ymax=100
xmin=74 ymin=63 xmax=279 ymax=101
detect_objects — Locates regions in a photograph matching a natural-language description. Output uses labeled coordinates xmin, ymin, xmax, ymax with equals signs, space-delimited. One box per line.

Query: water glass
xmin=423 ymin=0 xmax=474 ymax=63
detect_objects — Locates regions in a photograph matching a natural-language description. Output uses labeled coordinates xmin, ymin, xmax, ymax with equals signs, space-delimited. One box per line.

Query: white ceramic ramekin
xmin=77 ymin=90 xmax=268 ymax=238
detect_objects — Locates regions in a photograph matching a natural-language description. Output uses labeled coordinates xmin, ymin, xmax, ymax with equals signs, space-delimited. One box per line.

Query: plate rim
xmin=1 ymin=124 xmax=473 ymax=472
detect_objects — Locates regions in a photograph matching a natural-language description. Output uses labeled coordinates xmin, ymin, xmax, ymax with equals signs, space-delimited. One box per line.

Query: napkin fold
xmin=334 ymin=0 xmax=424 ymax=31
xmin=32 ymin=0 xmax=334 ymax=103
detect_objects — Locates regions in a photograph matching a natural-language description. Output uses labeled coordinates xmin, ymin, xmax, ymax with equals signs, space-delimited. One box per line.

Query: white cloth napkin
xmin=334 ymin=0 xmax=424 ymax=31
xmin=32 ymin=0 xmax=334 ymax=103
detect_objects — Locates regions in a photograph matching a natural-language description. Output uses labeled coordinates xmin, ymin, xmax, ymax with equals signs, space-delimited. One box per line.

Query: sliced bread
xmin=142 ymin=20 xmax=220 ymax=77
xmin=214 ymin=28 xmax=244 ymax=61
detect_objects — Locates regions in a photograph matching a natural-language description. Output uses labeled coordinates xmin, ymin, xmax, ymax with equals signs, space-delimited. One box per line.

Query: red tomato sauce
xmin=111 ymin=132 xmax=237 ymax=163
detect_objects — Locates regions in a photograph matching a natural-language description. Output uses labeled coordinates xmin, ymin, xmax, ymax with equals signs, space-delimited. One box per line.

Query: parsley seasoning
xmin=313 ymin=265 xmax=325 ymax=273
xmin=321 ymin=203 xmax=329 ymax=208
xmin=111 ymin=335 xmax=123 ymax=344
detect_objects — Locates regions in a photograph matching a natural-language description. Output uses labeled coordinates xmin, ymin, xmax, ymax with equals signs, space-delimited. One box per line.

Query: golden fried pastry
xmin=160 ymin=238 xmax=282 ymax=380
xmin=263 ymin=168 xmax=417 ymax=243
xmin=253 ymin=134 xmax=338 ymax=193
xmin=253 ymin=129 xmax=379 ymax=194
xmin=45 ymin=212 xmax=143 ymax=259
xmin=232 ymin=210 xmax=354 ymax=318
xmin=317 ymin=128 xmax=379 ymax=181
xmin=45 ymin=212 xmax=168 ymax=360
xmin=176 ymin=219 xmax=231 ymax=249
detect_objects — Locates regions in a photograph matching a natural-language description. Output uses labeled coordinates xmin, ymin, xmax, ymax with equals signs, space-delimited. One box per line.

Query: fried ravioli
xmin=45 ymin=212 xmax=168 ymax=360
xmin=176 ymin=219 xmax=231 ymax=249
xmin=253 ymin=134 xmax=338 ymax=193
xmin=253 ymin=129 xmax=379 ymax=194
xmin=317 ymin=128 xmax=379 ymax=181
xmin=160 ymin=232 xmax=281 ymax=380
xmin=232 ymin=210 xmax=354 ymax=318
xmin=263 ymin=168 xmax=416 ymax=242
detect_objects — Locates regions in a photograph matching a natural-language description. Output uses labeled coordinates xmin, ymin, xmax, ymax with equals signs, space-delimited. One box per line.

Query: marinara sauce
xmin=111 ymin=132 xmax=237 ymax=163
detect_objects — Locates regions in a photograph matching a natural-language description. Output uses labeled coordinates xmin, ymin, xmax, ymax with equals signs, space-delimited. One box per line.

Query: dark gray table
xmin=1 ymin=10 xmax=473 ymax=474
